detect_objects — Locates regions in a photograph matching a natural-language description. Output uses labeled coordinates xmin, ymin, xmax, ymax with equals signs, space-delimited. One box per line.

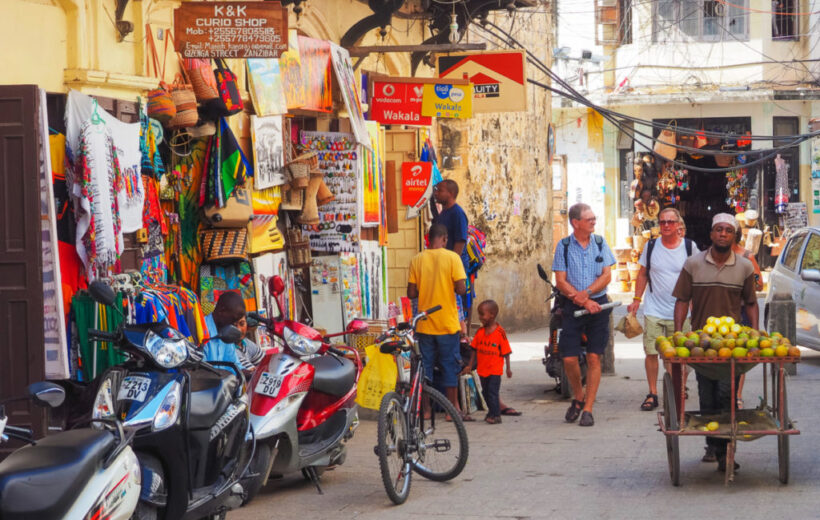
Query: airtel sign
xmin=401 ymin=161 xmax=433 ymax=206
xmin=370 ymin=80 xmax=432 ymax=126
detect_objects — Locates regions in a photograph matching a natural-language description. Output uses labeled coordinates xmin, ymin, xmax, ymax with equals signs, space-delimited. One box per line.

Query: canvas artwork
xmin=329 ymin=43 xmax=370 ymax=148
xmin=251 ymin=115 xmax=286 ymax=189
xmin=247 ymin=59 xmax=288 ymax=116
xmin=279 ymin=29 xmax=306 ymax=110
xmin=298 ymin=36 xmax=333 ymax=112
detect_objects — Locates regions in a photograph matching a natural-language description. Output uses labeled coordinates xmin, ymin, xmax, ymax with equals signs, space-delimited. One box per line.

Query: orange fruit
xmin=788 ymin=346 xmax=801 ymax=357
xmin=759 ymin=339 xmax=772 ymax=349
xmin=662 ymin=348 xmax=676 ymax=359
xmin=705 ymin=348 xmax=718 ymax=358
xmin=718 ymin=347 xmax=732 ymax=358
xmin=774 ymin=345 xmax=789 ymax=357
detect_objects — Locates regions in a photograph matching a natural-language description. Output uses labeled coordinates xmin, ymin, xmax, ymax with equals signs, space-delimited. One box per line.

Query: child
xmin=463 ymin=300 xmax=513 ymax=424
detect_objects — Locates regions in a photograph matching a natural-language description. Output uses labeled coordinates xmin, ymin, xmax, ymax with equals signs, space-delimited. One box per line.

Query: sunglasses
xmin=659 ymin=220 xmax=679 ymax=226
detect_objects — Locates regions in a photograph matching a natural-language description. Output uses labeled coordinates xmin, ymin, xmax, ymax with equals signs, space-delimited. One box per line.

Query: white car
xmin=765 ymin=226 xmax=820 ymax=350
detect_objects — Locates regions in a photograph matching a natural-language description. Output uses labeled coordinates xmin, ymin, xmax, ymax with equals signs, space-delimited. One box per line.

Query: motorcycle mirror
xmin=536 ymin=263 xmax=549 ymax=282
xmin=345 ymin=319 xmax=369 ymax=335
xmin=27 ymin=382 xmax=65 ymax=408
xmin=269 ymin=275 xmax=285 ymax=296
xmin=89 ymin=280 xmax=117 ymax=307
xmin=217 ymin=325 xmax=243 ymax=345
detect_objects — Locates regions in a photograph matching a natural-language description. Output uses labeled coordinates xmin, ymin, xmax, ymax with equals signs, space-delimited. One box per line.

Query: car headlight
xmin=283 ymin=326 xmax=322 ymax=356
xmin=144 ymin=330 xmax=190 ymax=368
xmin=92 ymin=377 xmax=115 ymax=420
xmin=152 ymin=381 xmax=181 ymax=431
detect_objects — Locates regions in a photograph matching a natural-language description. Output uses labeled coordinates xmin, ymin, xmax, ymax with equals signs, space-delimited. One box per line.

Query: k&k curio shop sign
xmin=174 ymin=2 xmax=288 ymax=59
xmin=370 ymin=79 xmax=432 ymax=126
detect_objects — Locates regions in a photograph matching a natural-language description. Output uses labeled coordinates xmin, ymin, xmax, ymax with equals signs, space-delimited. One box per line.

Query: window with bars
xmin=653 ymin=0 xmax=749 ymax=43
xmin=772 ymin=0 xmax=797 ymax=40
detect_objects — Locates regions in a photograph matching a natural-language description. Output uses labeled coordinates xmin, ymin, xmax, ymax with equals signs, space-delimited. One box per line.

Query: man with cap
xmin=672 ymin=213 xmax=759 ymax=472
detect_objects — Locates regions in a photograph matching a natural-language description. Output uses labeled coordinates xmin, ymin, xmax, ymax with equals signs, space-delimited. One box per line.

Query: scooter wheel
xmin=242 ymin=442 xmax=272 ymax=505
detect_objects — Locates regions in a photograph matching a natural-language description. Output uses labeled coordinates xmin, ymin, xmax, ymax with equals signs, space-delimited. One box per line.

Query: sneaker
xmin=702 ymin=446 xmax=717 ymax=462
xmin=578 ymin=411 xmax=594 ymax=427
xmin=717 ymin=457 xmax=740 ymax=472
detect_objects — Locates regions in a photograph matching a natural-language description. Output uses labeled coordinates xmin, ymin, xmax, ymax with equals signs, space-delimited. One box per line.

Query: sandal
xmin=565 ymin=399 xmax=585 ymax=423
xmin=485 ymin=416 xmax=502 ymax=425
xmin=500 ymin=407 xmax=522 ymax=416
xmin=640 ymin=393 xmax=658 ymax=411
xmin=736 ymin=398 xmax=744 ymax=409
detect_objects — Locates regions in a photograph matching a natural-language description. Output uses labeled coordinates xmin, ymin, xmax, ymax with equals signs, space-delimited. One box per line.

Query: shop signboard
xmin=420 ymin=83 xmax=473 ymax=119
xmin=174 ymin=1 xmax=288 ymax=59
xmin=401 ymin=162 xmax=432 ymax=205
xmin=370 ymin=79 xmax=432 ymax=126
xmin=436 ymin=50 xmax=527 ymax=113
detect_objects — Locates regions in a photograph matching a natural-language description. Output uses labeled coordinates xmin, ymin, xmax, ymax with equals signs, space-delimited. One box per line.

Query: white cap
xmin=712 ymin=213 xmax=738 ymax=230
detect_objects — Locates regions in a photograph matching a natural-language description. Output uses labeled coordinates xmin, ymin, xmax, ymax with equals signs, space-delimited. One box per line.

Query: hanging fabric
xmin=205 ymin=118 xmax=253 ymax=209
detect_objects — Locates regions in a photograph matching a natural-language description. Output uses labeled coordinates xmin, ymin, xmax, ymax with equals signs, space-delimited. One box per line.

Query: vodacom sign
xmin=401 ymin=162 xmax=433 ymax=216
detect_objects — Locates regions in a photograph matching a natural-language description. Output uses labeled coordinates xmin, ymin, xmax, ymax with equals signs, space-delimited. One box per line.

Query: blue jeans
xmin=480 ymin=375 xmax=501 ymax=418
xmin=416 ymin=332 xmax=461 ymax=388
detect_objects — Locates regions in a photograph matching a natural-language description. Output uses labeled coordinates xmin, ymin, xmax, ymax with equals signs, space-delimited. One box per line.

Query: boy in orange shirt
xmin=463 ymin=300 xmax=513 ymax=424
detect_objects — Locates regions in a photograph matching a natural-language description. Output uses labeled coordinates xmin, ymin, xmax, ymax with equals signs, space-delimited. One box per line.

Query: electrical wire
xmin=717 ymin=0 xmax=820 ymax=16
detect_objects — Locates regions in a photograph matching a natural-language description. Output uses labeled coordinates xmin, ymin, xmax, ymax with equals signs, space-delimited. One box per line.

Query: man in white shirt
xmin=627 ymin=208 xmax=697 ymax=412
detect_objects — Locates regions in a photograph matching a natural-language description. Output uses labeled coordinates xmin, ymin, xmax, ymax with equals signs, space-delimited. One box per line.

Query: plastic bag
xmin=356 ymin=344 xmax=398 ymax=410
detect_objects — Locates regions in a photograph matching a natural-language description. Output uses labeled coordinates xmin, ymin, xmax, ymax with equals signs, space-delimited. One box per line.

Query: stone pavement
xmin=236 ymin=323 xmax=820 ymax=520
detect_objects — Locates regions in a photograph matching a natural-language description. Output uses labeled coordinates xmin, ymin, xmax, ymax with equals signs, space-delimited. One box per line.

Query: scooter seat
xmin=306 ymin=355 xmax=356 ymax=397
xmin=189 ymin=369 xmax=238 ymax=430
xmin=0 ymin=428 xmax=115 ymax=520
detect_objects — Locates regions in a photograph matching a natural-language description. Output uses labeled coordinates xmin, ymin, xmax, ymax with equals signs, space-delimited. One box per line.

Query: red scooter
xmin=243 ymin=276 xmax=367 ymax=501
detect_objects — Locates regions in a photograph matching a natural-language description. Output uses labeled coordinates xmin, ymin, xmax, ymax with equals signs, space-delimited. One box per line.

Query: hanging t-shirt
xmin=638 ymin=239 xmax=699 ymax=320
xmin=66 ymin=90 xmax=144 ymax=233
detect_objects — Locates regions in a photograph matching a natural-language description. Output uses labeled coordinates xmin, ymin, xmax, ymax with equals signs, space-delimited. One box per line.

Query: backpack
xmin=645 ymin=237 xmax=694 ymax=292
xmin=466 ymin=225 xmax=486 ymax=274
xmin=561 ymin=234 xmax=604 ymax=268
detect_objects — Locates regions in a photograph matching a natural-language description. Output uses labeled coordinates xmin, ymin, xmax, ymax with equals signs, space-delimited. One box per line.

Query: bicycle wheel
xmin=376 ymin=391 xmax=412 ymax=505
xmin=411 ymin=384 xmax=469 ymax=482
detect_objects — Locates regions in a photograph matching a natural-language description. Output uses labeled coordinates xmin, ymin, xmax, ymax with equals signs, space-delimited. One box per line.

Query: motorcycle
xmin=0 ymin=381 xmax=141 ymax=520
xmin=537 ymin=264 xmax=587 ymax=398
xmin=243 ymin=275 xmax=366 ymax=500
xmin=86 ymin=281 xmax=254 ymax=520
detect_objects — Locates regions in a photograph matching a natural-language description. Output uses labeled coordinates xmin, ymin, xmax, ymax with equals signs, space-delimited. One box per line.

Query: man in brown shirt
xmin=672 ymin=213 xmax=758 ymax=472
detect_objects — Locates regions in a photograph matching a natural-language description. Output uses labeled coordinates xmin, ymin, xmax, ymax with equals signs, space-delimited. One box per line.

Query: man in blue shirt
xmin=433 ymin=179 xmax=472 ymax=328
xmin=552 ymin=203 xmax=616 ymax=427
xmin=203 ymin=292 xmax=264 ymax=373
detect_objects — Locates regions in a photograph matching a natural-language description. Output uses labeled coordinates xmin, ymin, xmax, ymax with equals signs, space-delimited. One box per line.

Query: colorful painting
xmin=247 ymin=59 xmax=288 ymax=116
xmin=249 ymin=215 xmax=284 ymax=254
xmin=279 ymin=29 xmax=305 ymax=110
xmin=330 ymin=43 xmax=370 ymax=147
xmin=298 ymin=36 xmax=333 ymax=112
xmin=360 ymin=121 xmax=383 ymax=229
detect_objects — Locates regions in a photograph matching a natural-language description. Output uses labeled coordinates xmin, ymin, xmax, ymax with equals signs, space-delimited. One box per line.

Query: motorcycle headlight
xmin=283 ymin=326 xmax=322 ymax=356
xmin=144 ymin=330 xmax=190 ymax=369
xmin=152 ymin=381 xmax=181 ymax=431
xmin=92 ymin=377 xmax=115 ymax=420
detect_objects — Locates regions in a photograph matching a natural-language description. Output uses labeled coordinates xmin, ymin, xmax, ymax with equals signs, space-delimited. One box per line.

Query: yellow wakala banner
xmin=420 ymin=83 xmax=472 ymax=119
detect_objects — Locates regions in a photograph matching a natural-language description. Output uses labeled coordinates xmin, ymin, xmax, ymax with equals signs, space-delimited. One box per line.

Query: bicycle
xmin=373 ymin=305 xmax=470 ymax=505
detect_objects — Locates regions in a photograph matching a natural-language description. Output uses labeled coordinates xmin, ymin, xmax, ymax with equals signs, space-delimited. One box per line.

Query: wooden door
xmin=0 ymin=85 xmax=47 ymax=449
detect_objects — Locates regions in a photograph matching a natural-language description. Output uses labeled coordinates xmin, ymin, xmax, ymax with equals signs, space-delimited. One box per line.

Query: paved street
xmin=237 ymin=316 xmax=820 ymax=520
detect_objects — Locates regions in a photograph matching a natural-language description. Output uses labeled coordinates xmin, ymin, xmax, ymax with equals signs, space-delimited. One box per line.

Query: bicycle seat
xmin=379 ymin=341 xmax=404 ymax=355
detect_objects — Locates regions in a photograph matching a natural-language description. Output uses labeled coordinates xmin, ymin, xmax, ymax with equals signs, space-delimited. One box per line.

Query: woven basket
xmin=169 ymin=88 xmax=198 ymax=128
xmin=287 ymin=239 xmax=312 ymax=268
xmin=200 ymin=228 xmax=249 ymax=263
xmin=287 ymin=162 xmax=311 ymax=189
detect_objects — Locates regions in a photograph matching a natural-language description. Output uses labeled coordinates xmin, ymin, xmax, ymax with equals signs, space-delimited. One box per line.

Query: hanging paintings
xmin=360 ymin=121 xmax=383 ymax=229
xmin=247 ymin=59 xmax=288 ymax=116
xmin=279 ymin=29 xmax=306 ymax=109
xmin=251 ymin=115 xmax=286 ymax=189
xmin=253 ymin=251 xmax=295 ymax=321
xmin=300 ymin=131 xmax=360 ymax=253
xmin=298 ymin=36 xmax=333 ymax=112
xmin=329 ymin=43 xmax=370 ymax=148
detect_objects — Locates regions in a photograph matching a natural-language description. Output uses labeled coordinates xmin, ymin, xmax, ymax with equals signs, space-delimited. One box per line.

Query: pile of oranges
xmin=656 ymin=316 xmax=801 ymax=360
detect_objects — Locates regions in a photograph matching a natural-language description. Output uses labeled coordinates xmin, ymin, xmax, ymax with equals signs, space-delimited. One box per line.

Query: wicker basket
xmin=287 ymin=239 xmax=312 ymax=268
xmin=350 ymin=320 xmax=390 ymax=359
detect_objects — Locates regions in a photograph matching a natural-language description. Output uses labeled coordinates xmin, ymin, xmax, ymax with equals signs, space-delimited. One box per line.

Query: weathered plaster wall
xmin=435 ymin=11 xmax=552 ymax=331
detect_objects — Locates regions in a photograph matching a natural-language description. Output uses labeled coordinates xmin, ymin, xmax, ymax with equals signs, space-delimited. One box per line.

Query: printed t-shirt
xmin=672 ymin=249 xmax=756 ymax=330
xmin=471 ymin=325 xmax=512 ymax=377
xmin=639 ymin=239 xmax=699 ymax=320
xmin=408 ymin=248 xmax=467 ymax=335
xmin=435 ymin=204 xmax=470 ymax=269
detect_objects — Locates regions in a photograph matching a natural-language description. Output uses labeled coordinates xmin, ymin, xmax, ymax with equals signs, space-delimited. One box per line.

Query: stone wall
xmin=436 ymin=12 xmax=553 ymax=331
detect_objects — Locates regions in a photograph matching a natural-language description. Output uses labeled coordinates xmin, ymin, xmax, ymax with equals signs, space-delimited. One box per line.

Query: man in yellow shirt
xmin=407 ymin=224 xmax=468 ymax=415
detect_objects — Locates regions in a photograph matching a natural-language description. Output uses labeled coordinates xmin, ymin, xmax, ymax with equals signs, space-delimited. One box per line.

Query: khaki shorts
xmin=643 ymin=315 xmax=691 ymax=355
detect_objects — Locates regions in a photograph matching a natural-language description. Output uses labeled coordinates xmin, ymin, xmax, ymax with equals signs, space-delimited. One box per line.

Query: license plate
xmin=255 ymin=372 xmax=283 ymax=398
xmin=118 ymin=376 xmax=151 ymax=402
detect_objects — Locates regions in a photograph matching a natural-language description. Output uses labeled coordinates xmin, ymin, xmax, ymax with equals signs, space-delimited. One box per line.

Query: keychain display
xmin=300 ymin=131 xmax=361 ymax=253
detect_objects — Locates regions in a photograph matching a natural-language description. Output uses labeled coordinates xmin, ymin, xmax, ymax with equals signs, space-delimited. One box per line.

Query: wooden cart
xmin=659 ymin=356 xmax=800 ymax=485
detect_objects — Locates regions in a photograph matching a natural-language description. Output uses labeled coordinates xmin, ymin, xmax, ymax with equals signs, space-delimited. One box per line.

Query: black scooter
xmin=537 ymin=264 xmax=587 ymax=398
xmin=86 ymin=281 xmax=254 ymax=520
